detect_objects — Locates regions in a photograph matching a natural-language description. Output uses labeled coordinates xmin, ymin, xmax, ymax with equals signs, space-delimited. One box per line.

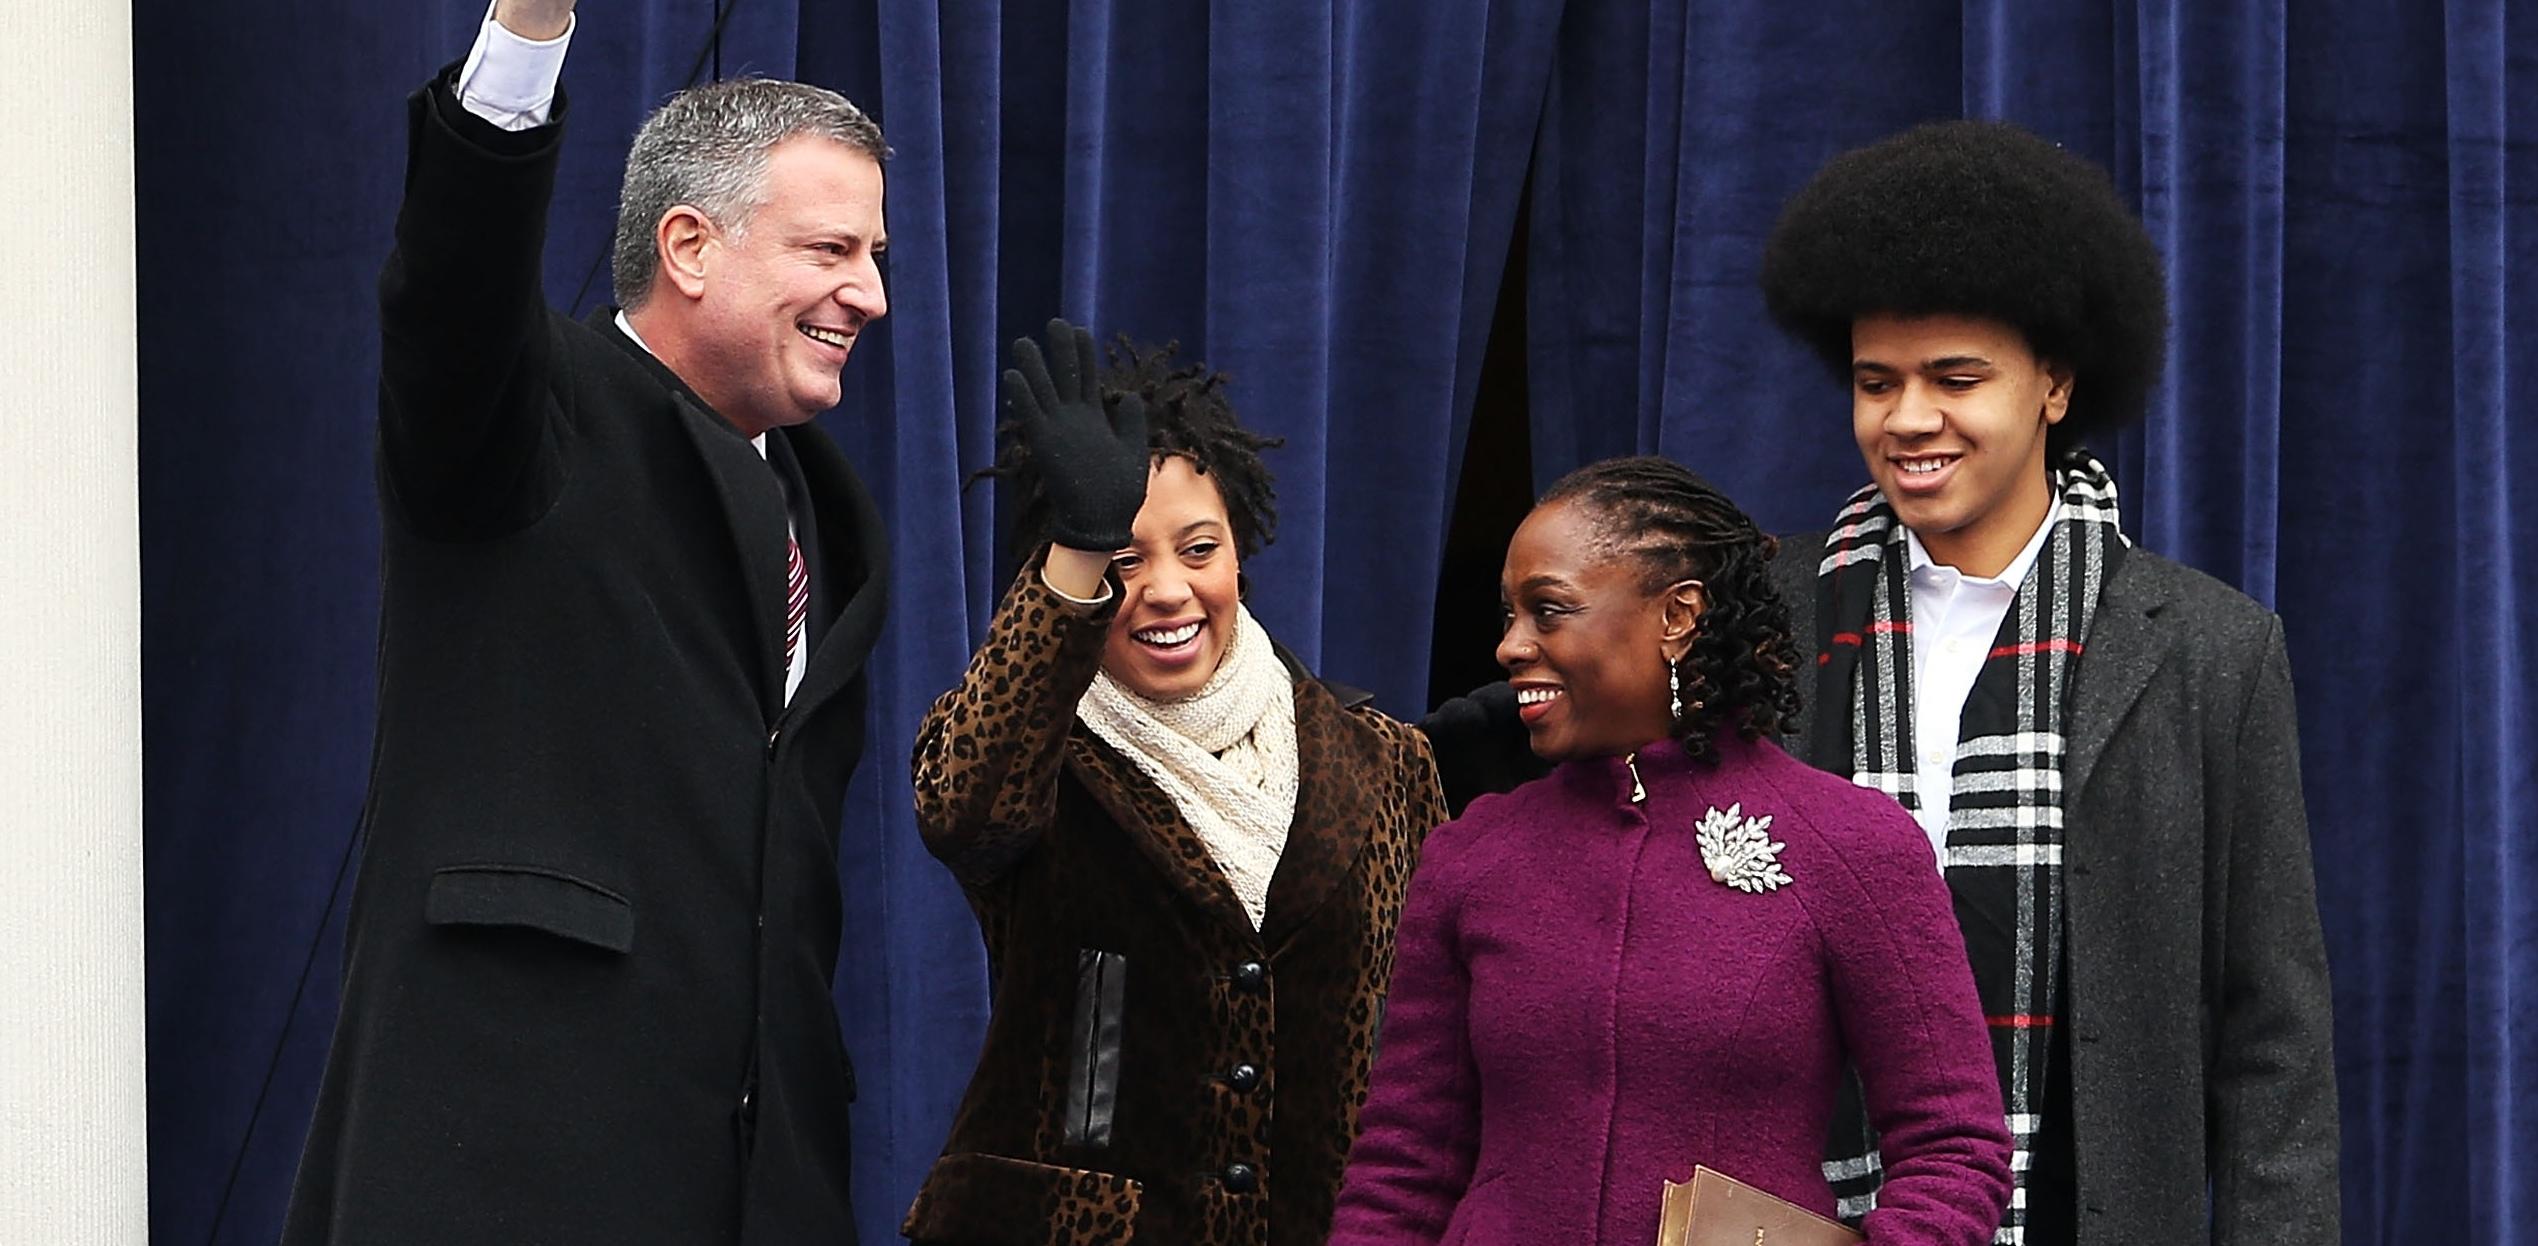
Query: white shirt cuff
xmin=456 ymin=2 xmax=574 ymax=131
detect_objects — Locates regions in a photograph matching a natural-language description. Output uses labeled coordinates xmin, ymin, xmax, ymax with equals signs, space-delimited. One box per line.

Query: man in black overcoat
xmin=284 ymin=1 xmax=894 ymax=1240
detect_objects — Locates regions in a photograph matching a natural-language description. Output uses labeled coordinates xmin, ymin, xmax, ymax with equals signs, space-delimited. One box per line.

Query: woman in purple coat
xmin=1330 ymin=458 xmax=2012 ymax=1245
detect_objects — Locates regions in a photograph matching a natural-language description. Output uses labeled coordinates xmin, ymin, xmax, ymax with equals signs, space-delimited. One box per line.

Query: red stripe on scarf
xmin=1986 ymin=1014 xmax=2057 ymax=1029
xmin=1824 ymin=623 xmax=1911 ymax=661
xmin=1988 ymin=638 xmax=2085 ymax=660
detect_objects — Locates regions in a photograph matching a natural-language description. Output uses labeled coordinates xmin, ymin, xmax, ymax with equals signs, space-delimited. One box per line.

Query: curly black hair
xmin=980 ymin=338 xmax=1284 ymax=563
xmin=1759 ymin=119 xmax=2170 ymax=453
xmin=1540 ymin=456 xmax=1802 ymax=760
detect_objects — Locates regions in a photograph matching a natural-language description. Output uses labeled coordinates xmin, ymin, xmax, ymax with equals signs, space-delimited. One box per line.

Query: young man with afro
xmin=1757 ymin=120 xmax=2339 ymax=1245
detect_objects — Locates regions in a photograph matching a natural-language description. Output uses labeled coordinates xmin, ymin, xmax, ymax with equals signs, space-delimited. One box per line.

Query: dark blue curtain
xmin=136 ymin=2 xmax=2530 ymax=1244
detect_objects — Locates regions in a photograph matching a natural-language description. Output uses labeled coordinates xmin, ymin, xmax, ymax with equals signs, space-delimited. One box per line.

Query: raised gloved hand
xmin=1004 ymin=318 xmax=1150 ymax=552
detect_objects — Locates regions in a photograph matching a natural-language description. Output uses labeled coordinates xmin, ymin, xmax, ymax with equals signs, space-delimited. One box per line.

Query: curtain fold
xmin=2434 ymin=2 xmax=2534 ymax=1238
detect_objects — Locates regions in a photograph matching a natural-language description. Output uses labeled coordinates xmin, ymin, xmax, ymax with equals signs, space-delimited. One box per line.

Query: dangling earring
xmin=1667 ymin=654 xmax=1683 ymax=723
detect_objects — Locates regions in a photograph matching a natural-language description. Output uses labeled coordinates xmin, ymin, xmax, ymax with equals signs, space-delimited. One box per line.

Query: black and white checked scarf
xmin=1812 ymin=451 xmax=2127 ymax=1245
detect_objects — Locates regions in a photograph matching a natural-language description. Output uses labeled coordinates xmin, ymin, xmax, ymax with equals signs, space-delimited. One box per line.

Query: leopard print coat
xmin=902 ymin=568 xmax=1447 ymax=1246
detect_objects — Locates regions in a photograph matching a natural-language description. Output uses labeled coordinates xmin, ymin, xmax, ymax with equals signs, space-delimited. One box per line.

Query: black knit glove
xmin=1005 ymin=318 xmax=1150 ymax=552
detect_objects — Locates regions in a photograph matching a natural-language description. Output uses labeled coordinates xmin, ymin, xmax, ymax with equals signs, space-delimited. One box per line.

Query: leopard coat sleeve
xmin=911 ymin=560 xmax=1115 ymax=887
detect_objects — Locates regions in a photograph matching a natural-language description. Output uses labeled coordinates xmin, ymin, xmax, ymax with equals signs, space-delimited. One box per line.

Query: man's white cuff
xmin=456 ymin=2 xmax=574 ymax=131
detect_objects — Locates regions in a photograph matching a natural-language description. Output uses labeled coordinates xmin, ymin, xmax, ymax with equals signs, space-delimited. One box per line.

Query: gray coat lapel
xmin=1777 ymin=527 xmax=2188 ymax=807
xmin=2064 ymin=554 xmax=2183 ymax=808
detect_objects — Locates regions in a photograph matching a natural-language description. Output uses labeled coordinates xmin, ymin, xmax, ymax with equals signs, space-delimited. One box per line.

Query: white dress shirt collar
xmin=616 ymin=309 xmax=766 ymax=459
xmin=1904 ymin=496 xmax=2062 ymax=588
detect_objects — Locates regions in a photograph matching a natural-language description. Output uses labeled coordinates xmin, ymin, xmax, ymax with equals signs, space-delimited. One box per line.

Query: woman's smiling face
xmin=1494 ymin=499 xmax=1682 ymax=761
xmin=1101 ymin=455 xmax=1243 ymax=700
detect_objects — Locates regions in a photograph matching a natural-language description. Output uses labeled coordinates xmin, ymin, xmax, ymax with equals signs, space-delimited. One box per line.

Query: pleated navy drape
xmin=134 ymin=2 xmax=2531 ymax=1243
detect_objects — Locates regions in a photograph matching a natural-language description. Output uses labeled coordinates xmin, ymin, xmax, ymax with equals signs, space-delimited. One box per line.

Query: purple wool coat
xmin=1328 ymin=733 xmax=2011 ymax=1246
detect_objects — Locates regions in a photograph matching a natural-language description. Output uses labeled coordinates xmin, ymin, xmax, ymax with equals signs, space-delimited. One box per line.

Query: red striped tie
xmin=783 ymin=531 xmax=809 ymax=674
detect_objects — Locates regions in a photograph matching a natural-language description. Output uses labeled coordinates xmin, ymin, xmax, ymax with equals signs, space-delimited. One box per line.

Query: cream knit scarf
xmin=1077 ymin=604 xmax=1298 ymax=929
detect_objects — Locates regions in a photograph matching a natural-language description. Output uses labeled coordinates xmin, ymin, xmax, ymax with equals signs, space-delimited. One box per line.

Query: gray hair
xmin=611 ymin=77 xmax=890 ymax=309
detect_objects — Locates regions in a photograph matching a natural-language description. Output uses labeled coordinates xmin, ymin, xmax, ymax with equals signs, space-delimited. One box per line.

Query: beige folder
xmin=1655 ymin=1165 xmax=1863 ymax=1246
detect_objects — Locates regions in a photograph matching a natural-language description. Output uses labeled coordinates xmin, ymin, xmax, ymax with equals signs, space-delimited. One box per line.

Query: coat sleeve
xmin=1417 ymin=681 xmax=1549 ymax=816
xmin=910 ymin=561 xmax=1114 ymax=887
xmin=1817 ymin=806 xmax=2016 ymax=1246
xmin=376 ymin=68 xmax=570 ymax=538
xmin=2207 ymin=616 xmax=2342 ymax=1246
xmin=1326 ymin=819 xmax=1480 ymax=1245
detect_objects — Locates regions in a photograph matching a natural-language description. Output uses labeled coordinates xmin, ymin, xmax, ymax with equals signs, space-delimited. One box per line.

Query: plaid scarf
xmin=1812 ymin=451 xmax=2127 ymax=1245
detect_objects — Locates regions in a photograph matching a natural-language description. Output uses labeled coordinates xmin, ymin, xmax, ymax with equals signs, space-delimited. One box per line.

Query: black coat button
xmin=1233 ymin=961 xmax=1267 ymax=990
xmin=1228 ymin=1063 xmax=1261 ymax=1092
xmin=1222 ymin=1162 xmax=1258 ymax=1193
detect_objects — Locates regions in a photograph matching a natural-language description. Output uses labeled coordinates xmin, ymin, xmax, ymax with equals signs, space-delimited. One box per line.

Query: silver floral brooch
xmin=1696 ymin=803 xmax=1790 ymax=894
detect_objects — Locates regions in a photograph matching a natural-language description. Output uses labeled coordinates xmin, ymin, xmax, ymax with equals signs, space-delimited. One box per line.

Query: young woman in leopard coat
xmin=901 ymin=320 xmax=1446 ymax=1246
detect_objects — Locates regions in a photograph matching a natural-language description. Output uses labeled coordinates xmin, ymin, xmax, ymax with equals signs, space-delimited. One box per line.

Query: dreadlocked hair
xmin=1540 ymin=456 xmax=1802 ymax=761
xmin=976 ymin=338 xmax=1283 ymax=565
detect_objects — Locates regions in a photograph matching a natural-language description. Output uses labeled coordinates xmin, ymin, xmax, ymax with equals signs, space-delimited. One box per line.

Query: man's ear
xmin=654 ymin=205 xmax=716 ymax=301
xmin=1659 ymin=579 xmax=1706 ymax=662
xmin=2042 ymin=359 xmax=2076 ymax=427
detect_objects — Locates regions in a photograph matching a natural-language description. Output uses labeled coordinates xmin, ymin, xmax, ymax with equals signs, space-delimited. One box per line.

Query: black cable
xmin=687 ymin=0 xmax=742 ymax=93
xmin=200 ymin=814 xmax=360 ymax=1246
xmin=204 ymin=5 xmax=748 ymax=1240
xmin=566 ymin=0 xmax=747 ymax=315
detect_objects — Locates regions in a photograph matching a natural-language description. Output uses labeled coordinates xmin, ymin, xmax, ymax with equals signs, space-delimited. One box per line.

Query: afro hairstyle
xmin=1759 ymin=119 xmax=2170 ymax=452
